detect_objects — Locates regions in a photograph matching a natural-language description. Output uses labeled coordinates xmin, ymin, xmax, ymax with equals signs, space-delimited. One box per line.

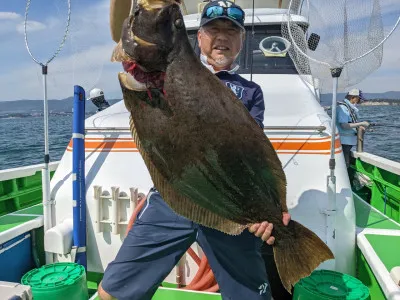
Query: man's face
xmin=350 ymin=96 xmax=361 ymax=105
xmin=197 ymin=19 xmax=244 ymax=70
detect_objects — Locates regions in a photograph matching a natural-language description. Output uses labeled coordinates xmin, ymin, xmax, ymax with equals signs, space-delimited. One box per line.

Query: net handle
xmin=24 ymin=0 xmax=71 ymax=67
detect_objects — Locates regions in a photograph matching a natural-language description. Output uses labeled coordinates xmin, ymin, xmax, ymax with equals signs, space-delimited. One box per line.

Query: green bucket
xmin=293 ymin=270 xmax=370 ymax=300
xmin=21 ymin=262 xmax=88 ymax=300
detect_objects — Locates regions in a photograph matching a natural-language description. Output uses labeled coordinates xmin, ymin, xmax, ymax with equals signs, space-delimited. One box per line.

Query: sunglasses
xmin=204 ymin=6 xmax=244 ymax=23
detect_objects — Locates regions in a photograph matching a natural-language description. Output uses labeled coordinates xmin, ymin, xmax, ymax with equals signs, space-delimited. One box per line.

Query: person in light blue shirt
xmin=337 ymin=88 xmax=370 ymax=167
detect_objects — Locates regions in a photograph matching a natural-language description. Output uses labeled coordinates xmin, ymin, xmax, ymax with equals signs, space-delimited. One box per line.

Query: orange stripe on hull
xmin=277 ymin=150 xmax=343 ymax=155
xmin=268 ymin=134 xmax=339 ymax=141
xmin=66 ymin=137 xmax=341 ymax=154
xmin=273 ymin=139 xmax=341 ymax=151
xmin=68 ymin=140 xmax=137 ymax=149
xmin=66 ymin=148 xmax=139 ymax=153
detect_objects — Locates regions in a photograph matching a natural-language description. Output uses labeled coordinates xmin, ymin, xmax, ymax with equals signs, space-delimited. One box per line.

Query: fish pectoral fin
xmin=146 ymin=89 xmax=173 ymax=113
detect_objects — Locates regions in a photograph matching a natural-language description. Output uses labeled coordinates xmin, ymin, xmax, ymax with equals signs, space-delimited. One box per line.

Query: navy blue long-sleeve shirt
xmin=215 ymin=71 xmax=265 ymax=128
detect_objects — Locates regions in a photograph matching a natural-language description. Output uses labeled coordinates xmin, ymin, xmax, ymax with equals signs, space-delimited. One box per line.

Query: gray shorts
xmin=101 ymin=189 xmax=272 ymax=300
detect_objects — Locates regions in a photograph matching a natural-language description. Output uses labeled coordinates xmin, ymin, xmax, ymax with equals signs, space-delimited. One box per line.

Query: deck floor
xmin=355 ymin=195 xmax=400 ymax=231
xmin=365 ymin=234 xmax=400 ymax=272
xmin=0 ymin=204 xmax=43 ymax=233
xmin=90 ymin=287 xmax=222 ymax=300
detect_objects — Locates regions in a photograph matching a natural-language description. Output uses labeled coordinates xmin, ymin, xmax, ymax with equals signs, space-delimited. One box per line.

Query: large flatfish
xmin=110 ymin=0 xmax=334 ymax=291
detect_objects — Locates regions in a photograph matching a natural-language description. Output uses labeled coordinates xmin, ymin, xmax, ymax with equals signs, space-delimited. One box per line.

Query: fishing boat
xmin=0 ymin=0 xmax=399 ymax=299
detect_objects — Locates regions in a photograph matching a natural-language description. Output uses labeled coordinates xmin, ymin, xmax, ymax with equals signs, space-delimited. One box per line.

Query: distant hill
xmin=320 ymin=91 xmax=400 ymax=105
xmin=1 ymin=90 xmax=399 ymax=115
xmin=0 ymin=97 xmax=122 ymax=115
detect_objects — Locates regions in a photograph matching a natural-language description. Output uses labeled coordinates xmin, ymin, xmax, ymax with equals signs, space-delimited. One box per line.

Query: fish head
xmin=117 ymin=0 xmax=185 ymax=73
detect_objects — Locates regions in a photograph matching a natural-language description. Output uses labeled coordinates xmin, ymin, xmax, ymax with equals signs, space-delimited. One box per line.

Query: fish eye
xmin=174 ymin=18 xmax=184 ymax=29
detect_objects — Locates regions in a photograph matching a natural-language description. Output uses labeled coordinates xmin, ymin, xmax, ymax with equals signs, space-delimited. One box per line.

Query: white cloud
xmin=356 ymin=26 xmax=400 ymax=92
xmin=16 ymin=20 xmax=46 ymax=34
xmin=0 ymin=0 xmax=123 ymax=101
xmin=380 ymin=0 xmax=400 ymax=15
xmin=0 ymin=43 xmax=122 ymax=101
xmin=0 ymin=12 xmax=21 ymax=35
xmin=0 ymin=12 xmax=21 ymax=20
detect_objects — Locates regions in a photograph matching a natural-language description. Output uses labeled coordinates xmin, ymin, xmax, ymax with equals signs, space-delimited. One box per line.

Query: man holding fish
xmin=98 ymin=1 xmax=327 ymax=299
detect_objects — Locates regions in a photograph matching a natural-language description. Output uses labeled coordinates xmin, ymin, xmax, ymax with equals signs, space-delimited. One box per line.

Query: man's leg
xmin=342 ymin=144 xmax=353 ymax=168
xmin=99 ymin=189 xmax=197 ymax=300
xmin=261 ymin=243 xmax=292 ymax=299
xmin=197 ymin=225 xmax=272 ymax=300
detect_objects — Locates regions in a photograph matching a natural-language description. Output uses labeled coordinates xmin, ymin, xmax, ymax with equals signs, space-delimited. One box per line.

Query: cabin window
xmin=238 ymin=25 xmax=299 ymax=75
xmin=187 ymin=25 xmax=302 ymax=75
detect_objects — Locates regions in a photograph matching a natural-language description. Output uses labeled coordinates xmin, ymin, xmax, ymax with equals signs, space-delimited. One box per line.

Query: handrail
xmin=264 ymin=126 xmax=326 ymax=132
xmin=85 ymin=127 xmax=131 ymax=132
xmin=85 ymin=126 xmax=328 ymax=133
xmin=0 ymin=161 xmax=59 ymax=181
xmin=357 ymin=127 xmax=365 ymax=152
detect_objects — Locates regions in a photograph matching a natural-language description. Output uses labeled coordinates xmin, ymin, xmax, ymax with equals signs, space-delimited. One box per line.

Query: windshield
xmin=187 ymin=25 xmax=299 ymax=75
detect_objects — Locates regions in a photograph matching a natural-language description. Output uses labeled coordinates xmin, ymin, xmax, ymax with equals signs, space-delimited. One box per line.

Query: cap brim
xmin=200 ymin=16 xmax=244 ymax=30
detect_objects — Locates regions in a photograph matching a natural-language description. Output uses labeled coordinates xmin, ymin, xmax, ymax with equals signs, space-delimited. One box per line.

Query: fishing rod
xmin=367 ymin=122 xmax=400 ymax=129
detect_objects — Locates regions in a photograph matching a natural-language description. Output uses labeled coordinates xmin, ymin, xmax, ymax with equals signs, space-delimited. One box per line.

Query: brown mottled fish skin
xmin=114 ymin=1 xmax=334 ymax=292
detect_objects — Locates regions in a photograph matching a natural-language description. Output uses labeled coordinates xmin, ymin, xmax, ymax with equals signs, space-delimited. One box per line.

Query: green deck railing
xmin=350 ymin=155 xmax=400 ymax=223
xmin=0 ymin=166 xmax=56 ymax=216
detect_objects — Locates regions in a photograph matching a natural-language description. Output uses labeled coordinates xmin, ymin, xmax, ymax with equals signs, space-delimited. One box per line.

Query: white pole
xmin=24 ymin=0 xmax=71 ymax=265
xmin=42 ymin=169 xmax=53 ymax=264
xmin=329 ymin=76 xmax=338 ymax=169
xmin=41 ymin=67 xmax=53 ymax=264
xmin=326 ymin=73 xmax=339 ymax=268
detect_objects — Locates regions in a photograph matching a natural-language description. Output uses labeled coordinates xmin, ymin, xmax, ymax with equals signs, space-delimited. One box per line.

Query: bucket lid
xmin=295 ymin=270 xmax=370 ymax=299
xmin=22 ymin=263 xmax=85 ymax=289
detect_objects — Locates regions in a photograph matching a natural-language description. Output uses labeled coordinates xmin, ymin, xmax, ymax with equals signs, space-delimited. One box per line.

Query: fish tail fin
xmin=273 ymin=220 xmax=334 ymax=293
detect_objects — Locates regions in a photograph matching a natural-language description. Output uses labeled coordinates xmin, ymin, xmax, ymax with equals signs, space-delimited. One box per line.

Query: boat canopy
xmin=180 ymin=0 xmax=301 ymax=15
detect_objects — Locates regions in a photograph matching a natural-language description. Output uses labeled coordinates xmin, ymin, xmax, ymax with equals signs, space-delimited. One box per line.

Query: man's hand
xmin=358 ymin=121 xmax=370 ymax=128
xmin=249 ymin=212 xmax=291 ymax=245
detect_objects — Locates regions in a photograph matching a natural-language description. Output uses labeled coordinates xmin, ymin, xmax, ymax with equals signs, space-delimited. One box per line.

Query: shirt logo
xmin=226 ymin=82 xmax=244 ymax=99
xmin=258 ymin=282 xmax=269 ymax=295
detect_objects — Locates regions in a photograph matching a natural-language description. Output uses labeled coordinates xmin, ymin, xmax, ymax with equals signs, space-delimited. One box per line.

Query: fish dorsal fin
xmin=129 ymin=116 xmax=246 ymax=235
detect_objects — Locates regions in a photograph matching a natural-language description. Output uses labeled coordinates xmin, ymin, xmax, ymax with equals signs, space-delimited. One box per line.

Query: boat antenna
xmin=249 ymin=0 xmax=255 ymax=82
xmin=24 ymin=0 xmax=71 ymax=264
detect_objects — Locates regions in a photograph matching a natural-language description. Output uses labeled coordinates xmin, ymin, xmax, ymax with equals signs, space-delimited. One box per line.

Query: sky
xmin=0 ymin=0 xmax=399 ymax=101
xmin=0 ymin=0 xmax=122 ymax=101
